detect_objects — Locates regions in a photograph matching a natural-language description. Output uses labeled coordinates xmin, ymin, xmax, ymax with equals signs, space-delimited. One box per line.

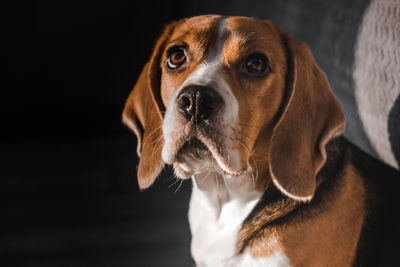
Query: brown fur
xmin=238 ymin=138 xmax=366 ymax=266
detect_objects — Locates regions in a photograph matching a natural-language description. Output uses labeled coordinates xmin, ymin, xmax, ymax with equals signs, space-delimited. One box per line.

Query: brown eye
xmin=245 ymin=53 xmax=269 ymax=76
xmin=167 ymin=47 xmax=187 ymax=69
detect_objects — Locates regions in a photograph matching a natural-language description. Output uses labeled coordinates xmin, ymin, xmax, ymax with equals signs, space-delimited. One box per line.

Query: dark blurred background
xmin=3 ymin=0 xmax=392 ymax=266
xmin=2 ymin=2 xmax=194 ymax=266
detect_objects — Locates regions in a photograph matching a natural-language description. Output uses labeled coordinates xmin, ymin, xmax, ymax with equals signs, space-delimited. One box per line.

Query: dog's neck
xmin=189 ymin=169 xmax=264 ymax=265
xmin=192 ymin=170 xmax=262 ymax=219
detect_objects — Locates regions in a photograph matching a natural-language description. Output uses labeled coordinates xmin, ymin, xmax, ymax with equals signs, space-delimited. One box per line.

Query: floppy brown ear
xmin=122 ymin=22 xmax=177 ymax=190
xmin=269 ymin=32 xmax=345 ymax=201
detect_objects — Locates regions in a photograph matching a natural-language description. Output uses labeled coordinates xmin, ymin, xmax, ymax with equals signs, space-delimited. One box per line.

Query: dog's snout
xmin=176 ymin=85 xmax=223 ymax=120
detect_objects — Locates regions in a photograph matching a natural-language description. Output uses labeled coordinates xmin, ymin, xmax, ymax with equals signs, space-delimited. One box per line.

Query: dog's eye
xmin=167 ymin=47 xmax=187 ymax=69
xmin=245 ymin=53 xmax=269 ymax=76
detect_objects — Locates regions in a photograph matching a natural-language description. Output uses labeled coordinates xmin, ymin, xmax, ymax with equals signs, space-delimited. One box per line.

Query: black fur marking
xmin=348 ymin=138 xmax=400 ymax=266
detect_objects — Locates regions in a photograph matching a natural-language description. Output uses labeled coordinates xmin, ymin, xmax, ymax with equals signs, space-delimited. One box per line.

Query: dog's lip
xmin=176 ymin=138 xmax=209 ymax=161
xmin=172 ymin=136 xmax=210 ymax=165
xmin=170 ymin=132 xmax=245 ymax=176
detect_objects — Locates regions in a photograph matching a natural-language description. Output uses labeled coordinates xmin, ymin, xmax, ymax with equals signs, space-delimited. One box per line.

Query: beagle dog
xmin=122 ymin=15 xmax=400 ymax=266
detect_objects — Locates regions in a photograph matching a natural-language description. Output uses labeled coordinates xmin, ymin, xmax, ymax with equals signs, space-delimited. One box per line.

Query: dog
xmin=122 ymin=15 xmax=400 ymax=266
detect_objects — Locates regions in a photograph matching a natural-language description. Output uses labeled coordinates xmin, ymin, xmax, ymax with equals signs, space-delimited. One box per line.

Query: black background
xmin=2 ymin=1 xmax=379 ymax=266
xmin=3 ymin=1 xmax=195 ymax=266
xmin=2 ymin=1 xmax=183 ymax=140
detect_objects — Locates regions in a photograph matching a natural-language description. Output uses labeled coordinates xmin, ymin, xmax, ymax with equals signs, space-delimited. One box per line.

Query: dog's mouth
xmin=176 ymin=137 xmax=209 ymax=162
xmin=167 ymin=130 xmax=245 ymax=178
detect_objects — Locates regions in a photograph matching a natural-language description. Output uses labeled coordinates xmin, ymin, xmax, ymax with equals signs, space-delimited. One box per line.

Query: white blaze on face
xmin=161 ymin=18 xmax=242 ymax=175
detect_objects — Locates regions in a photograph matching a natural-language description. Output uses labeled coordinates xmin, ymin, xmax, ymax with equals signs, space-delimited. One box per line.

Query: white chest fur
xmin=188 ymin=172 xmax=292 ymax=267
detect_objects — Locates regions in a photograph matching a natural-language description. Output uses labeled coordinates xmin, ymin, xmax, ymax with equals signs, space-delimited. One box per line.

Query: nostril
xmin=178 ymin=94 xmax=191 ymax=110
xmin=177 ymin=93 xmax=194 ymax=119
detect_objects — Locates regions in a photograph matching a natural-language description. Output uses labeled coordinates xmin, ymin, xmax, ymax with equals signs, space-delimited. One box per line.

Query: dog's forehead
xmin=226 ymin=16 xmax=277 ymax=35
xmin=169 ymin=16 xmax=280 ymax=50
xmin=168 ymin=15 xmax=221 ymax=45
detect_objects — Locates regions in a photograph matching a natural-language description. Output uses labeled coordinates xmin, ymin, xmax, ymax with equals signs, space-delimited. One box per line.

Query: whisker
xmin=151 ymin=135 xmax=164 ymax=156
xmin=142 ymin=126 xmax=162 ymax=148
xmin=215 ymin=172 xmax=219 ymax=189
xmin=169 ymin=177 xmax=181 ymax=188
xmin=174 ymin=179 xmax=184 ymax=193
xmin=198 ymin=167 xmax=212 ymax=184
xmin=193 ymin=163 xmax=211 ymax=174
xmin=151 ymin=135 xmax=163 ymax=145
xmin=237 ymin=140 xmax=258 ymax=184
xmin=151 ymin=141 xmax=164 ymax=157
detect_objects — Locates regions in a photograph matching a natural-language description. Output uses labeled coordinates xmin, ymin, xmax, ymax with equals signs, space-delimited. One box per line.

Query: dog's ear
xmin=269 ymin=31 xmax=345 ymax=201
xmin=122 ymin=22 xmax=177 ymax=190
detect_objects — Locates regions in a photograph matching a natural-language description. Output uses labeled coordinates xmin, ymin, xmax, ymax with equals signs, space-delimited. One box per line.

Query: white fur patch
xmin=189 ymin=171 xmax=259 ymax=266
xmin=189 ymin=171 xmax=291 ymax=267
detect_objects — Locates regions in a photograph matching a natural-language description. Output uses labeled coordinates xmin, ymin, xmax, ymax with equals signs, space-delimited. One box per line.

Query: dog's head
xmin=123 ymin=15 xmax=345 ymax=201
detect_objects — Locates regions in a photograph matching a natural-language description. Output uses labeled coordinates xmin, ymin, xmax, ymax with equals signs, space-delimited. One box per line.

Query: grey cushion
xmin=353 ymin=0 xmax=400 ymax=169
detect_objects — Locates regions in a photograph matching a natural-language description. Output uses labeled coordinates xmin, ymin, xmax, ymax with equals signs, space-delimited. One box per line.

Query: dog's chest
xmin=188 ymin=175 xmax=291 ymax=267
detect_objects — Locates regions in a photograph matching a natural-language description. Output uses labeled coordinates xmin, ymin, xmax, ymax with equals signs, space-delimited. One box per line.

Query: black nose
xmin=176 ymin=85 xmax=223 ymax=121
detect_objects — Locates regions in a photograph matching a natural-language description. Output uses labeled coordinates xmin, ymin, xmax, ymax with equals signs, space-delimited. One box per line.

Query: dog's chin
xmin=172 ymin=138 xmax=211 ymax=178
xmin=165 ymin=135 xmax=245 ymax=179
